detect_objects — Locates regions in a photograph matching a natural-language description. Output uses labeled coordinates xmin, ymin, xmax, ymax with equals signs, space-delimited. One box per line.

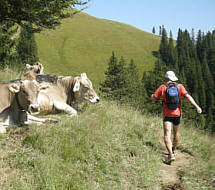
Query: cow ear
xmin=25 ymin=64 xmax=32 ymax=70
xmin=73 ymin=79 xmax=80 ymax=92
xmin=9 ymin=83 xmax=20 ymax=93
xmin=81 ymin=73 xmax=87 ymax=80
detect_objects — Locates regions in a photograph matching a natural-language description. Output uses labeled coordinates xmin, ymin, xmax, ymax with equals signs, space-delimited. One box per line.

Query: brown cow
xmin=34 ymin=73 xmax=100 ymax=116
xmin=0 ymin=76 xmax=50 ymax=133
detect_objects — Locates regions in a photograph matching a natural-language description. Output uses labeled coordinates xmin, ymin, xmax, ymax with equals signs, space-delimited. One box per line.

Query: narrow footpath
xmin=159 ymin=137 xmax=194 ymax=190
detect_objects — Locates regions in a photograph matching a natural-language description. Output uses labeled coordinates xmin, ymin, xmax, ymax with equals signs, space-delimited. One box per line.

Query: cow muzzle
xmin=90 ymin=97 xmax=100 ymax=103
xmin=29 ymin=104 xmax=40 ymax=114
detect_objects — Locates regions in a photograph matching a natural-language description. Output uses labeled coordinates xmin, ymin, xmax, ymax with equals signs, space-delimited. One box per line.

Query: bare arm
xmin=184 ymin=94 xmax=202 ymax=113
xmin=151 ymin=94 xmax=157 ymax=102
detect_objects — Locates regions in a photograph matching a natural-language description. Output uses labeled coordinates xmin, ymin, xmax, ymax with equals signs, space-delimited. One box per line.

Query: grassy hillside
xmin=35 ymin=12 xmax=160 ymax=87
xmin=0 ymin=100 xmax=214 ymax=189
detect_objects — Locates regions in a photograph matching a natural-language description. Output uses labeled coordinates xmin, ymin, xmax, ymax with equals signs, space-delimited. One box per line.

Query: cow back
xmin=36 ymin=74 xmax=58 ymax=84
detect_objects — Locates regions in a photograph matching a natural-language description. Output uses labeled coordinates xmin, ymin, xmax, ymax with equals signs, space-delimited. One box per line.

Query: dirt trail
xmin=159 ymin=137 xmax=194 ymax=190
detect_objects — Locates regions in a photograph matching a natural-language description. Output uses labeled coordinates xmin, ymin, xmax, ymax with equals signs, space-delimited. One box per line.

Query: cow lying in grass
xmin=35 ymin=73 xmax=99 ymax=116
xmin=0 ymin=74 xmax=50 ymax=133
xmin=25 ymin=63 xmax=100 ymax=117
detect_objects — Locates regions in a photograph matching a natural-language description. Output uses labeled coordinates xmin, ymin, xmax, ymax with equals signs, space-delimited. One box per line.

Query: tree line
xmin=100 ymin=27 xmax=215 ymax=132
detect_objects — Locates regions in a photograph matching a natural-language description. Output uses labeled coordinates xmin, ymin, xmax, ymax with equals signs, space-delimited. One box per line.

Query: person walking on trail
xmin=151 ymin=71 xmax=202 ymax=163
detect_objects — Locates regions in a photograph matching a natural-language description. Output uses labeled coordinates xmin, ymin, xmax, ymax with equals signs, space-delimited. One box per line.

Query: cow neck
xmin=57 ymin=77 xmax=75 ymax=105
xmin=15 ymin=93 xmax=25 ymax=111
xmin=7 ymin=93 xmax=25 ymax=125
xmin=68 ymin=77 xmax=75 ymax=105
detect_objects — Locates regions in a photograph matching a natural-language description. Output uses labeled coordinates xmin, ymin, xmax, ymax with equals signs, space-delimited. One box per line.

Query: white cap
xmin=165 ymin=71 xmax=178 ymax=81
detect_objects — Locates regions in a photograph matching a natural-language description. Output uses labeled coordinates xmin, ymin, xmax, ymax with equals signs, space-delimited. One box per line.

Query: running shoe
xmin=172 ymin=147 xmax=177 ymax=156
xmin=167 ymin=153 xmax=175 ymax=163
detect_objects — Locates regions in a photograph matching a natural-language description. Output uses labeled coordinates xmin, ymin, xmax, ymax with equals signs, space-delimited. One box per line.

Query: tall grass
xmin=0 ymin=99 xmax=214 ymax=189
xmin=0 ymin=101 xmax=162 ymax=190
xmin=179 ymin=125 xmax=215 ymax=189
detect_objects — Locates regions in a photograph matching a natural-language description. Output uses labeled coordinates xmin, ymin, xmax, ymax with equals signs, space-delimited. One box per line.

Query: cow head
xmin=73 ymin=73 xmax=100 ymax=103
xmin=25 ymin=61 xmax=44 ymax=75
xmin=8 ymin=79 xmax=49 ymax=114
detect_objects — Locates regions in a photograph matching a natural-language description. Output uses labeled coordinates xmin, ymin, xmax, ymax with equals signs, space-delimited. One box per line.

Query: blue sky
xmin=83 ymin=0 xmax=215 ymax=39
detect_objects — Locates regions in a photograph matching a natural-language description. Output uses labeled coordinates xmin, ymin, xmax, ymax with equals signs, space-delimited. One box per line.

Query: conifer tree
xmin=100 ymin=52 xmax=127 ymax=100
xmin=167 ymin=31 xmax=178 ymax=70
xmin=100 ymin=51 xmax=118 ymax=97
xmin=0 ymin=0 xmax=89 ymax=33
xmin=196 ymin=30 xmax=203 ymax=62
xmin=191 ymin=28 xmax=195 ymax=43
xmin=176 ymin=29 xmax=186 ymax=73
xmin=152 ymin=27 xmax=156 ymax=34
xmin=159 ymin=27 xmax=169 ymax=64
xmin=16 ymin=28 xmax=39 ymax=66
xmin=201 ymin=51 xmax=214 ymax=111
xmin=207 ymin=31 xmax=215 ymax=80
xmin=0 ymin=24 xmax=17 ymax=67
xmin=124 ymin=59 xmax=141 ymax=105
xmin=159 ymin=26 xmax=162 ymax=36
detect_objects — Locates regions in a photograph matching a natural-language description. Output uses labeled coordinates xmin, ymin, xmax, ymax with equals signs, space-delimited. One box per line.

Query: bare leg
xmin=173 ymin=125 xmax=179 ymax=149
xmin=163 ymin=121 xmax=173 ymax=154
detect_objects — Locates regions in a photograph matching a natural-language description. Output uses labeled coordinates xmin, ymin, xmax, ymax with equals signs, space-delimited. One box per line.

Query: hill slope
xmin=0 ymin=101 xmax=214 ymax=189
xmin=35 ymin=12 xmax=160 ymax=87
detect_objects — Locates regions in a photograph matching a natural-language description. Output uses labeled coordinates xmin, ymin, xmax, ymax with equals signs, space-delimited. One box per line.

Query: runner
xmin=151 ymin=71 xmax=202 ymax=163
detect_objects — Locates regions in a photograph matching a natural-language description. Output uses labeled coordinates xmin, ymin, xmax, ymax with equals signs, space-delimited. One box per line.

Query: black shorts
xmin=163 ymin=116 xmax=181 ymax=126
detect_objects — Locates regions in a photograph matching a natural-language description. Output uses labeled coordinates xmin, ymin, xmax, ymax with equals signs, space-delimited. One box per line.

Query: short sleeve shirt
xmin=153 ymin=83 xmax=188 ymax=117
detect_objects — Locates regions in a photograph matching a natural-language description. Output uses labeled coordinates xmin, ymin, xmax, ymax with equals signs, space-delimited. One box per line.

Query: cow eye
xmin=22 ymin=90 xmax=28 ymax=95
xmin=83 ymin=86 xmax=89 ymax=91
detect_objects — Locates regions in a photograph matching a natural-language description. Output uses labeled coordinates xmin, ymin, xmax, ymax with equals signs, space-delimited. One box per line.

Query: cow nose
xmin=96 ymin=98 xmax=100 ymax=103
xmin=29 ymin=104 xmax=40 ymax=113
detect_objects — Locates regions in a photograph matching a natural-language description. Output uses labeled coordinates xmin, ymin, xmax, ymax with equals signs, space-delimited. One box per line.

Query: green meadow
xmin=35 ymin=12 xmax=160 ymax=87
xmin=0 ymin=100 xmax=214 ymax=189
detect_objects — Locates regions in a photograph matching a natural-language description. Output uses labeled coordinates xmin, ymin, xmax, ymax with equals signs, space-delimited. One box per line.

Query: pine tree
xmin=116 ymin=56 xmax=127 ymax=99
xmin=196 ymin=30 xmax=203 ymax=62
xmin=196 ymin=63 xmax=206 ymax=110
xmin=159 ymin=27 xmax=169 ymax=64
xmin=201 ymin=51 xmax=214 ymax=111
xmin=100 ymin=51 xmax=118 ymax=97
xmin=191 ymin=28 xmax=195 ymax=43
xmin=159 ymin=26 xmax=162 ymax=36
xmin=124 ymin=59 xmax=141 ymax=105
xmin=100 ymin=52 xmax=127 ymax=100
xmin=167 ymin=31 xmax=178 ymax=71
xmin=16 ymin=28 xmax=39 ymax=66
xmin=0 ymin=23 xmax=17 ymax=68
xmin=207 ymin=31 xmax=215 ymax=80
xmin=152 ymin=27 xmax=156 ymax=34
xmin=0 ymin=0 xmax=89 ymax=33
